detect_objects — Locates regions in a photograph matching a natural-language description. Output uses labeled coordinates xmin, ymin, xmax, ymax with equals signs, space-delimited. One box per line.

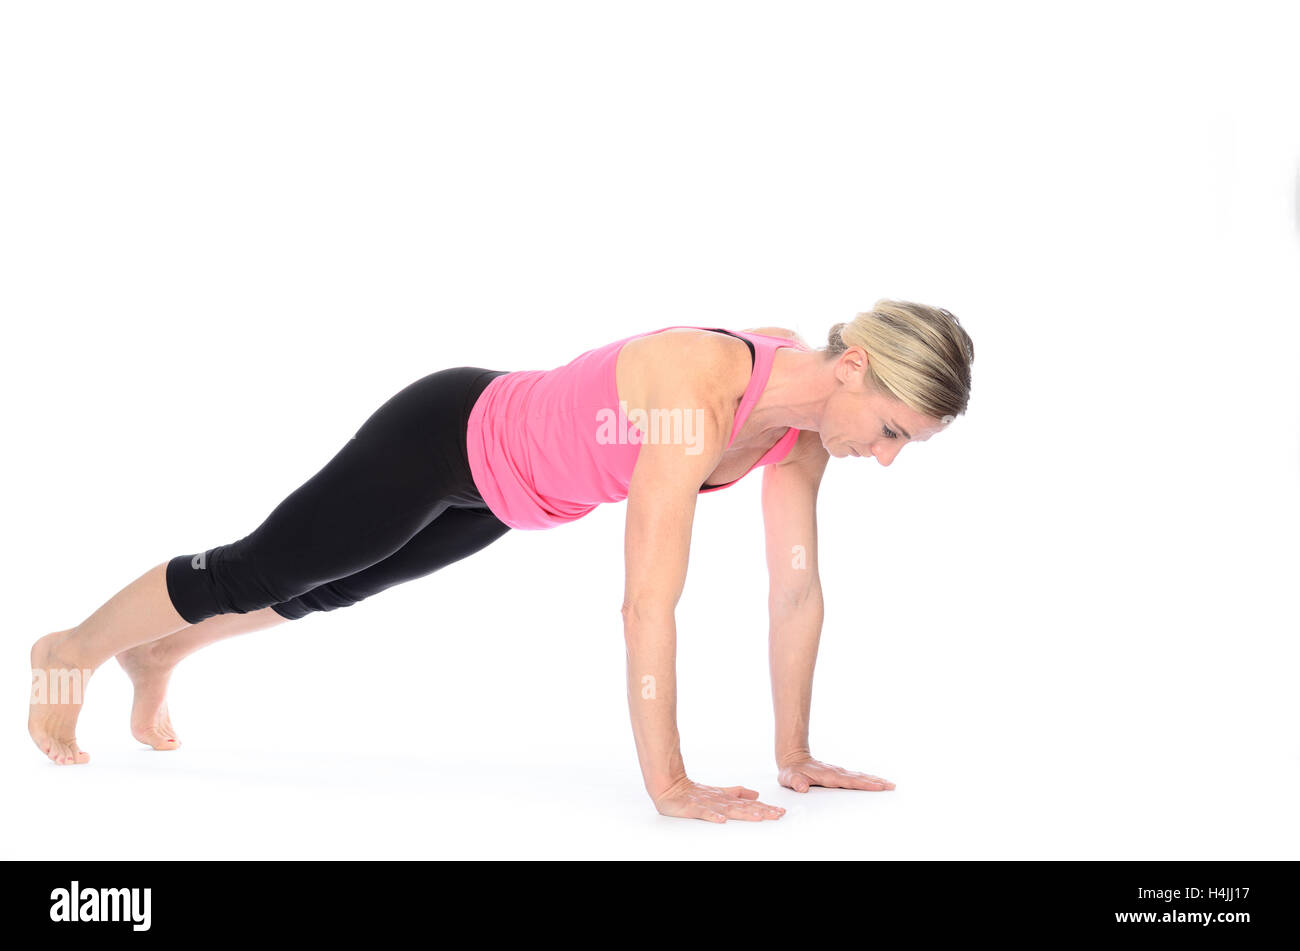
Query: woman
xmin=29 ymin=299 xmax=974 ymax=823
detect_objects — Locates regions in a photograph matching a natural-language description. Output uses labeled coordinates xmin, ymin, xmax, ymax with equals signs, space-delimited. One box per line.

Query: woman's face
xmin=819 ymin=348 xmax=950 ymax=466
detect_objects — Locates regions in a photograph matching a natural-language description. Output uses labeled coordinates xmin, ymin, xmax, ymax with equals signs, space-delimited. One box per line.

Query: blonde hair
xmin=826 ymin=299 xmax=974 ymax=421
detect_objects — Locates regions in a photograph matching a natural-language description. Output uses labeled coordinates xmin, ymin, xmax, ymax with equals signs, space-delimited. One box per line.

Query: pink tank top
xmin=466 ymin=325 xmax=808 ymax=530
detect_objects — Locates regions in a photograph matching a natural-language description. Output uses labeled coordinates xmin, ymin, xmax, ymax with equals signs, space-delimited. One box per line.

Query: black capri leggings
xmin=165 ymin=366 xmax=512 ymax=624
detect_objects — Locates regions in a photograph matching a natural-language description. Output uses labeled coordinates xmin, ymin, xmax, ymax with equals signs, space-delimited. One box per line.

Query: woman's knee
xmin=270 ymin=579 xmax=367 ymax=620
xmin=165 ymin=544 xmax=323 ymax=624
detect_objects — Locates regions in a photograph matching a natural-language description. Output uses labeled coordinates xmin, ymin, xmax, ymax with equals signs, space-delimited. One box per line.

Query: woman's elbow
xmin=769 ymin=582 xmax=822 ymax=612
xmin=621 ymin=599 xmax=676 ymax=626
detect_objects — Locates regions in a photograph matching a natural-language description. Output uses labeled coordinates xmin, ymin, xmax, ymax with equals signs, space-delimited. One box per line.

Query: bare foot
xmin=116 ymin=640 xmax=181 ymax=751
xmin=29 ymin=632 xmax=93 ymax=765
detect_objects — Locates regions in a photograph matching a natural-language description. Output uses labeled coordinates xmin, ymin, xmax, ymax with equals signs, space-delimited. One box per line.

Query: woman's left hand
xmin=777 ymin=755 xmax=896 ymax=793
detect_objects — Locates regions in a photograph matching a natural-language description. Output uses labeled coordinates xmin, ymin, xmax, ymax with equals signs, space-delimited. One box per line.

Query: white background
xmin=2 ymin=1 xmax=1297 ymax=859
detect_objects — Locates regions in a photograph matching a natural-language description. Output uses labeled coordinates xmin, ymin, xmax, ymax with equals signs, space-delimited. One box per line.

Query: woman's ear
xmin=836 ymin=345 xmax=869 ymax=385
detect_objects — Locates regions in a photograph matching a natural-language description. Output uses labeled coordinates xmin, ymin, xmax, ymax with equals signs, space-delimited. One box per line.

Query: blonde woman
xmin=29 ymin=300 xmax=974 ymax=823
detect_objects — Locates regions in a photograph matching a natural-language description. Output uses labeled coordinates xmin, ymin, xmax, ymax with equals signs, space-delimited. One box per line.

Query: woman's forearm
xmin=622 ymin=608 xmax=686 ymax=799
xmin=768 ymin=589 xmax=825 ymax=764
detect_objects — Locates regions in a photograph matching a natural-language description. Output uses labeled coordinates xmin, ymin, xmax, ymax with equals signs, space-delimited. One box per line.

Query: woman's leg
xmin=265 ymin=505 xmax=510 ymax=619
xmin=114 ymin=505 xmax=510 ymax=750
xmin=30 ymin=562 xmax=192 ymax=764
xmin=30 ymin=366 xmax=506 ymax=765
xmin=115 ymin=606 xmax=289 ymax=749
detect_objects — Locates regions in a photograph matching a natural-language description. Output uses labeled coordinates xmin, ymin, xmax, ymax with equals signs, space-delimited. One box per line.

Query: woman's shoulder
xmin=616 ymin=327 xmax=753 ymax=407
xmin=618 ymin=325 xmax=810 ymax=389
xmin=620 ymin=326 xmax=753 ymax=366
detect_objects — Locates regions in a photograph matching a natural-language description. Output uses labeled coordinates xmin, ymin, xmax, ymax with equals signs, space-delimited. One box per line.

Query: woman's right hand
xmin=652 ymin=776 xmax=786 ymax=822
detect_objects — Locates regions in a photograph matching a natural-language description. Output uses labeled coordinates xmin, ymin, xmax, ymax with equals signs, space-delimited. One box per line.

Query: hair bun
xmin=828 ymin=322 xmax=848 ymax=350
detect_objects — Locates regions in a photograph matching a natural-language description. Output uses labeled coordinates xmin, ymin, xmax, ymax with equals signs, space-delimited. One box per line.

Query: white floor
xmin=11 ymin=739 xmax=1299 ymax=861
xmin=9 ymin=607 xmax=1299 ymax=860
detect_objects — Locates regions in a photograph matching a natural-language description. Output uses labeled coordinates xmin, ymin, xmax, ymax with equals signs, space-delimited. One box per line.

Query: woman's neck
xmin=745 ymin=348 xmax=832 ymax=434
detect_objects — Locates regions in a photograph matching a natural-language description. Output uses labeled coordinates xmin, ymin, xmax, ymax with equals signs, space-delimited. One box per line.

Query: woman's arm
xmin=761 ymin=434 xmax=897 ymax=793
xmin=621 ymin=359 xmax=785 ymax=822
xmin=761 ymin=433 xmax=829 ymax=764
